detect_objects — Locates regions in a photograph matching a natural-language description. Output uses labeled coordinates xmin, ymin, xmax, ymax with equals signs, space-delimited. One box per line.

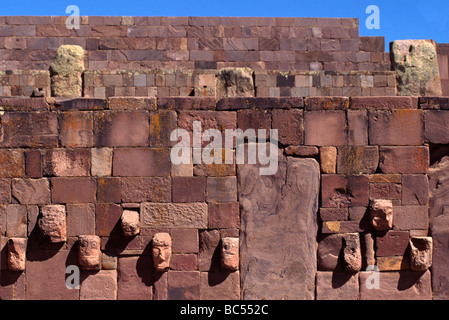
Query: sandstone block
xmin=66 ymin=204 xmax=95 ymax=236
xmin=319 ymin=208 xmax=348 ymax=221
xmin=410 ymin=236 xmax=432 ymax=271
xmin=113 ymin=148 xmax=170 ymax=177
xmin=208 ymin=202 xmax=240 ymax=229
xmin=199 ymin=229 xmax=221 ymax=272
xmin=0 ymin=150 xmax=25 ymax=178
xmin=320 ymin=146 xmax=337 ymax=174
xmin=150 ymin=110 xmax=177 ymax=147
xmin=370 ymin=199 xmax=393 ymax=231
xmin=377 ymin=256 xmax=409 ymax=271
xmin=25 ymin=150 xmax=42 ymax=178
xmin=200 ymin=271 xmax=240 ymax=300
xmin=337 ymin=146 xmax=379 ymax=174
xmin=391 ymin=39 xmax=442 ymax=96
xmin=121 ymin=177 xmax=171 ymax=203
xmin=117 ymin=256 xmax=153 ymax=300
xmin=221 ymin=237 xmax=239 ymax=271
xmin=91 ymin=148 xmax=112 ymax=176
xmin=51 ymin=177 xmax=96 ymax=203
xmin=43 ymin=149 xmax=90 ymax=177
xmin=167 ymin=271 xmax=200 ymax=300
xmin=121 ymin=210 xmax=140 ymax=238
xmin=316 ymin=272 xmax=359 ymax=300
xmin=39 ymin=205 xmax=66 ymax=243
xmin=304 ymin=111 xmax=347 ymax=146
xmin=343 ymin=233 xmax=361 ymax=272
xmin=97 ymin=177 xmax=121 ymax=203
xmin=80 ymin=270 xmax=117 ymax=300
xmin=393 ymin=206 xmax=428 ymax=231
xmin=78 ymin=235 xmax=101 ymax=270
xmin=50 ymin=45 xmax=85 ymax=97
xmin=317 ymin=234 xmax=343 ymax=271
xmin=59 ymin=112 xmax=93 ymax=147
xmin=206 ymin=176 xmax=237 ymax=202
xmin=171 ymin=229 xmax=199 ymax=254
xmin=141 ymin=203 xmax=208 ymax=229
xmin=376 ymin=230 xmax=409 ymax=256
xmin=379 ymin=146 xmax=429 ymax=174
xmin=172 ymin=177 xmax=205 ymax=203
xmin=284 ymin=145 xmax=319 ymax=157
xmin=424 ymin=110 xmax=449 ymax=144
xmin=11 ymin=178 xmax=50 ymax=204
xmin=271 ymin=109 xmax=304 ymax=145
xmin=7 ymin=237 xmax=26 ymax=271
xmin=321 ymin=174 xmax=369 ymax=208
xmin=347 ymin=110 xmax=368 ymax=145
xmin=95 ymin=203 xmax=122 ymax=237
xmin=402 ymin=174 xmax=429 ymax=206
xmin=6 ymin=205 xmax=27 ymax=238
xmin=0 ymin=179 xmax=10 ymax=203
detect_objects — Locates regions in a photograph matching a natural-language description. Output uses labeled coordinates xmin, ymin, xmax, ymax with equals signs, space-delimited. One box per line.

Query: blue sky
xmin=1 ymin=0 xmax=448 ymax=49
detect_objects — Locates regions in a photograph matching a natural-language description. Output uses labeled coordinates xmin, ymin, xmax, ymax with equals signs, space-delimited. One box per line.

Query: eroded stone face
xmin=78 ymin=235 xmax=101 ymax=270
xmin=370 ymin=199 xmax=393 ymax=231
xmin=221 ymin=237 xmax=239 ymax=271
xmin=121 ymin=210 xmax=140 ymax=238
xmin=216 ymin=67 xmax=255 ymax=99
xmin=343 ymin=233 xmax=362 ymax=272
xmin=152 ymin=233 xmax=172 ymax=271
xmin=410 ymin=236 xmax=433 ymax=271
xmin=7 ymin=237 xmax=27 ymax=271
xmin=50 ymin=45 xmax=85 ymax=97
xmin=39 ymin=205 xmax=67 ymax=242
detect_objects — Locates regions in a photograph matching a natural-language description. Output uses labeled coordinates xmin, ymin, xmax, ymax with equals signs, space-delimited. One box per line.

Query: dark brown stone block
xmin=51 ymin=177 xmax=96 ymax=203
xmin=321 ymin=174 xmax=369 ymax=208
xmin=379 ymin=146 xmax=429 ymax=174
xmin=97 ymin=177 xmax=121 ymax=203
xmin=172 ymin=177 xmax=205 ymax=203
xmin=113 ymin=148 xmax=170 ymax=177
xmin=376 ymin=230 xmax=410 ymax=257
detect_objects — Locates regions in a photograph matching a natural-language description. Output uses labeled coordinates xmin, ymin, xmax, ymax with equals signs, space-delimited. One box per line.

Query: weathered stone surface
xmin=59 ymin=112 xmax=93 ymax=147
xmin=316 ymin=272 xmax=359 ymax=300
xmin=319 ymin=207 xmax=348 ymax=221
xmin=320 ymin=147 xmax=337 ymax=174
xmin=7 ymin=237 xmax=26 ymax=271
xmin=271 ymin=109 xmax=304 ymax=145
xmin=206 ymin=177 xmax=237 ymax=202
xmin=216 ymin=67 xmax=255 ymax=99
xmin=208 ymin=202 xmax=240 ymax=229
xmin=6 ymin=205 xmax=27 ymax=237
xmin=304 ymin=111 xmax=347 ymax=146
xmin=11 ymin=178 xmax=50 ymax=205
xmin=95 ymin=203 xmax=122 ymax=237
xmin=141 ymin=203 xmax=208 ymax=229
xmin=171 ymin=229 xmax=199 ymax=254
xmin=424 ymin=110 xmax=449 ymax=144
xmin=0 ymin=179 xmax=10 ymax=203
xmin=113 ymin=148 xmax=170 ymax=177
xmin=172 ymin=177 xmax=205 ymax=202
xmin=391 ymin=39 xmax=442 ymax=96
xmin=379 ymin=146 xmax=429 ymax=174
xmin=343 ymin=233 xmax=361 ymax=272
xmin=117 ymin=256 xmax=153 ymax=300
xmin=284 ymin=145 xmax=319 ymax=157
xmin=78 ymin=235 xmax=101 ymax=270
xmin=121 ymin=210 xmax=140 ymax=238
xmin=377 ymin=256 xmax=409 ymax=271
xmin=43 ymin=149 xmax=90 ymax=177
xmin=149 ymin=110 xmax=177 ymax=147
xmin=167 ymin=271 xmax=200 ymax=300
xmin=91 ymin=148 xmax=112 ymax=176
xmin=51 ymin=177 xmax=96 ymax=203
xmin=317 ymin=234 xmax=343 ymax=271
xmin=221 ymin=237 xmax=239 ymax=271
xmin=39 ymin=205 xmax=67 ymax=243
xmin=376 ymin=230 xmax=409 ymax=257
xmin=410 ymin=236 xmax=432 ymax=271
xmin=121 ymin=177 xmax=171 ymax=203
xmin=0 ymin=150 xmax=25 ymax=178
xmin=359 ymin=270 xmax=431 ymax=300
xmin=152 ymin=232 xmax=172 ymax=271
xmin=238 ymin=151 xmax=320 ymax=299
xmin=321 ymin=174 xmax=369 ymax=208
xmin=200 ymin=271 xmax=240 ymax=300
xmin=337 ymin=146 xmax=379 ymax=174
xmin=198 ymin=229 xmax=221 ymax=271
xmin=363 ymin=232 xmax=375 ymax=267
xmin=402 ymin=174 xmax=429 ymax=206
xmin=370 ymin=199 xmax=393 ymax=231
xmin=393 ymin=206 xmax=428 ymax=231
xmin=80 ymin=270 xmax=117 ymax=300
xmin=50 ymin=45 xmax=85 ymax=97
xmin=66 ymin=204 xmax=95 ymax=236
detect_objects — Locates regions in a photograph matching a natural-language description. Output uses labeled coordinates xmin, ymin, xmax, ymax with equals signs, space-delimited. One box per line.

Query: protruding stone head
xmin=121 ymin=210 xmax=140 ymax=238
xmin=39 ymin=205 xmax=67 ymax=242
xmin=152 ymin=233 xmax=172 ymax=271
xmin=78 ymin=235 xmax=101 ymax=270
xmin=7 ymin=238 xmax=27 ymax=271
xmin=410 ymin=236 xmax=433 ymax=271
xmin=370 ymin=199 xmax=393 ymax=230
xmin=221 ymin=237 xmax=239 ymax=271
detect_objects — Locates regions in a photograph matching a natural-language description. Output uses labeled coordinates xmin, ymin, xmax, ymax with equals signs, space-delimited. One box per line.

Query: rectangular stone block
xmin=402 ymin=174 xmax=429 ymax=206
xmin=51 ymin=177 xmax=96 ymax=203
xmin=171 ymin=229 xmax=199 ymax=253
xmin=117 ymin=256 xmax=153 ymax=300
xmin=93 ymin=110 xmax=149 ymax=147
xmin=11 ymin=178 xmax=50 ymax=204
xmin=368 ymin=110 xmax=423 ymax=146
xmin=376 ymin=230 xmax=410 ymax=257
xmin=97 ymin=177 xmax=121 ymax=203
xmin=80 ymin=270 xmax=117 ymax=300
xmin=149 ymin=110 xmax=177 ymax=147
xmin=25 ymin=150 xmax=42 ymax=178
xmin=393 ymin=206 xmax=429 ymax=231
xmin=321 ymin=174 xmax=369 ymax=208
xmin=304 ymin=111 xmax=347 ymax=146
xmin=316 ymin=272 xmax=359 ymax=300
xmin=6 ymin=205 xmax=27 ymax=237
xmin=208 ymin=202 xmax=240 ymax=229
xmin=121 ymin=177 xmax=171 ymax=203
xmin=53 ymin=98 xmax=108 ymax=111
xmin=91 ymin=148 xmax=112 ymax=176
xmin=321 ymin=220 xmax=364 ymax=234
xmin=337 ymin=146 xmax=379 ymax=174
xmin=59 ymin=112 xmax=93 ymax=147
xmin=379 ymin=146 xmax=429 ymax=174
xmin=0 ymin=179 xmax=10 ymax=204
xmin=200 ymin=271 xmax=240 ymax=300
xmin=347 ymin=110 xmax=368 ymax=145
xmin=172 ymin=177 xmax=205 ymax=203
xmin=304 ymin=97 xmax=349 ymax=111
xmin=359 ymin=270 xmax=431 ymax=300
xmin=43 ymin=149 xmax=90 ymax=177
xmin=167 ymin=271 xmax=200 ymax=300
xmin=350 ymin=96 xmax=418 ymax=110
xmin=95 ymin=203 xmax=122 ymax=237
xmin=66 ymin=203 xmax=95 ymax=236
xmin=271 ymin=109 xmax=304 ymax=145
xmin=377 ymin=256 xmax=410 ymax=271
xmin=0 ymin=150 xmax=25 ymax=178
xmin=109 ymin=97 xmax=156 ymax=110
xmin=141 ymin=202 xmax=208 ymax=229
xmin=319 ymin=207 xmax=348 ymax=221
xmin=206 ymin=177 xmax=237 ymax=202
xmin=424 ymin=110 xmax=449 ymax=144
xmin=113 ymin=148 xmax=170 ymax=177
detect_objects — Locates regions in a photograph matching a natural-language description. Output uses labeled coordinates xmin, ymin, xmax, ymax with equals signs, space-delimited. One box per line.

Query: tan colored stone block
xmin=7 ymin=237 xmax=26 ymax=271
xmin=320 ymin=147 xmax=337 ymax=174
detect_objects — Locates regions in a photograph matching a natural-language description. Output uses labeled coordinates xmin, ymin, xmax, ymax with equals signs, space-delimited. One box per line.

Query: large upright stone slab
xmin=428 ymin=156 xmax=449 ymax=299
xmin=50 ymin=45 xmax=85 ymax=97
xmin=238 ymin=146 xmax=320 ymax=300
xmin=391 ymin=40 xmax=442 ymax=96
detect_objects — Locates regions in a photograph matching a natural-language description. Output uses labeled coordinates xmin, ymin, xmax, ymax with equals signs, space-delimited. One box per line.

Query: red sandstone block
xmin=150 ymin=110 xmax=177 ymax=147
xmin=51 ymin=177 xmax=96 ymax=203
xmin=424 ymin=111 xmax=449 ymax=144
xmin=316 ymin=272 xmax=359 ymax=300
xmin=36 ymin=24 xmax=71 ymax=37
xmin=208 ymin=202 xmax=240 ymax=229
xmin=95 ymin=203 xmax=122 ymax=237
xmin=216 ymin=97 xmax=303 ymax=110
xmin=157 ymin=97 xmax=217 ymax=110
xmin=91 ymin=25 xmax=126 ymax=37
xmin=0 ymin=179 xmax=10 ymax=204
xmin=304 ymin=111 xmax=347 ymax=146
xmin=113 ymin=148 xmax=170 ymax=177
xmin=321 ymin=174 xmax=369 ymax=208
xmin=419 ymin=97 xmax=449 ymax=110
xmin=206 ymin=177 xmax=237 ymax=202
xmin=393 ymin=206 xmax=429 ymax=231
xmin=0 ymin=97 xmax=49 ymax=111
xmin=376 ymin=230 xmax=409 ymax=257
xmin=319 ymin=207 xmax=348 ymax=221
xmin=108 ymin=97 xmax=156 ymax=110
xmin=167 ymin=271 xmax=200 ymax=300
xmin=369 ymin=110 xmax=423 ymax=146
xmin=80 ymin=270 xmax=117 ymax=300
xmin=0 ymin=150 xmax=25 ymax=178
xmin=43 ymin=149 xmax=90 ymax=177
xmin=379 ymin=146 xmax=429 ymax=174
xmin=66 ymin=203 xmax=95 ymax=236
xmin=121 ymin=177 xmax=171 ymax=203
xmin=172 ymin=177 xmax=205 ymax=203
xmin=321 ymin=220 xmax=364 ymax=234
xmin=337 ymin=146 xmax=379 ymax=174
xmin=171 ymin=254 xmax=198 ymax=271
xmin=271 ymin=109 xmax=304 ymax=145
xmin=402 ymin=174 xmax=429 ymax=206
xmin=94 ymin=110 xmax=150 ymax=147
xmin=359 ymin=36 xmax=385 ymax=52
xmin=350 ymin=96 xmax=418 ymax=110
xmin=117 ymin=256 xmax=153 ymax=300
xmin=347 ymin=110 xmax=368 ymax=145
xmin=304 ymin=97 xmax=349 ymax=111
xmin=97 ymin=177 xmax=121 ymax=203
xmin=200 ymin=271 xmax=240 ymax=300
xmin=171 ymin=229 xmax=199 ymax=253
xmin=25 ymin=150 xmax=42 ymax=178
xmin=237 ymin=109 xmax=271 ymax=137
xmin=58 ymin=112 xmax=93 ymax=148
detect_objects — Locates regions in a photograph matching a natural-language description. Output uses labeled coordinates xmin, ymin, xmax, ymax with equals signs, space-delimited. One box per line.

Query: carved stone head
xmin=370 ymin=199 xmax=393 ymax=230
xmin=78 ymin=235 xmax=101 ymax=270
xmin=221 ymin=237 xmax=239 ymax=271
xmin=152 ymin=233 xmax=172 ymax=271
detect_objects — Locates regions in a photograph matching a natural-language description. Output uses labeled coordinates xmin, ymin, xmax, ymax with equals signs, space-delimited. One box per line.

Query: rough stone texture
xmin=321 ymin=174 xmax=369 ymax=208
xmin=51 ymin=177 xmax=96 ymax=203
xmin=59 ymin=112 xmax=93 ymax=147
xmin=7 ymin=237 xmax=26 ymax=271
xmin=376 ymin=230 xmax=409 ymax=257
xmin=117 ymin=256 xmax=153 ymax=300
xmin=221 ymin=237 xmax=239 ymax=271
xmin=121 ymin=210 xmax=140 ymax=238
xmin=424 ymin=110 xmax=449 ymax=144
xmin=91 ymin=148 xmax=112 ymax=176
xmin=50 ymin=45 xmax=85 ymax=97
xmin=0 ymin=150 xmax=25 ymax=178
xmin=206 ymin=177 xmax=237 ymax=202
xmin=6 ymin=205 xmax=27 ymax=237
xmin=370 ymin=199 xmax=393 ymax=231
xmin=198 ymin=229 xmax=221 ymax=272
xmin=391 ymin=39 xmax=442 ymax=96
xmin=402 ymin=174 xmax=429 ymax=206
xmin=317 ymin=234 xmax=343 ymax=271
xmin=167 ymin=271 xmax=200 ymax=300
xmin=216 ymin=67 xmax=255 ymax=99
xmin=39 ymin=205 xmax=67 ymax=242
xmin=141 ymin=203 xmax=208 ymax=229
xmin=200 ymin=271 xmax=240 ymax=300
xmin=80 ymin=270 xmax=117 ymax=300
xmin=78 ymin=235 xmax=101 ymax=270
xmin=271 ymin=109 xmax=304 ymax=145
xmin=359 ymin=270 xmax=431 ymax=300
xmin=343 ymin=233 xmax=361 ymax=272
xmin=208 ymin=202 xmax=240 ymax=229
xmin=113 ymin=148 xmax=170 ymax=177
xmin=11 ymin=178 xmax=50 ymax=204
xmin=0 ymin=179 xmax=11 ymax=203
xmin=376 ymin=256 xmax=409 ymax=271
xmin=238 ymin=152 xmax=319 ymax=299
xmin=95 ymin=203 xmax=122 ymax=237
xmin=320 ymin=147 xmax=337 ymax=174
xmin=43 ymin=149 xmax=90 ymax=177
xmin=121 ymin=177 xmax=171 ymax=203
xmin=66 ymin=204 xmax=95 ymax=236
xmin=316 ymin=272 xmax=359 ymax=300
xmin=304 ymin=111 xmax=347 ymax=146
xmin=379 ymin=146 xmax=429 ymax=174
xmin=337 ymin=146 xmax=379 ymax=174
xmin=410 ymin=236 xmax=432 ymax=271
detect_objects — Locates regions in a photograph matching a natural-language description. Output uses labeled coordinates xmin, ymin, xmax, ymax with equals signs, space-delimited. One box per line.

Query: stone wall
xmin=438 ymin=44 xmax=449 ymax=96
xmin=0 ymin=95 xmax=447 ymax=300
